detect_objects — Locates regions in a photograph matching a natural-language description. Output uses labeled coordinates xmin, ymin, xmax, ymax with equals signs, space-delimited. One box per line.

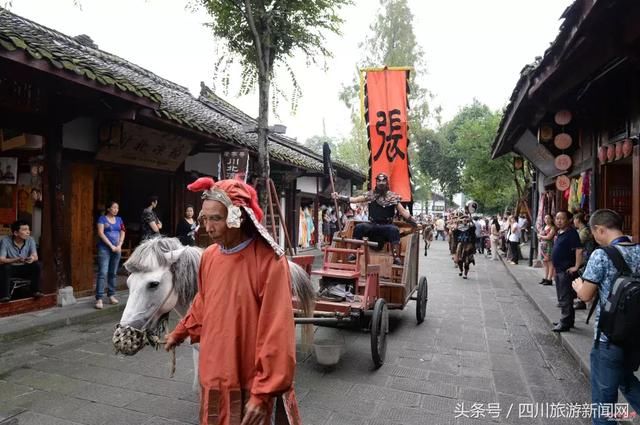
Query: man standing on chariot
xmin=164 ymin=178 xmax=300 ymax=425
xmin=332 ymin=172 xmax=416 ymax=265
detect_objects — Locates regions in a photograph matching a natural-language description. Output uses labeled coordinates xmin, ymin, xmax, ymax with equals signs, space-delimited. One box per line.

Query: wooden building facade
xmin=0 ymin=8 xmax=364 ymax=316
xmin=492 ymin=0 xmax=640 ymax=243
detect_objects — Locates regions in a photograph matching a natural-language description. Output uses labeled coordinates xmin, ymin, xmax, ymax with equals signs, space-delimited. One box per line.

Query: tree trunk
xmin=257 ymin=65 xmax=271 ymax=214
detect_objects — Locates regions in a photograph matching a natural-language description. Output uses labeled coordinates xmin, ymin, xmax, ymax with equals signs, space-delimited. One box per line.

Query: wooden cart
xmin=292 ymin=220 xmax=428 ymax=368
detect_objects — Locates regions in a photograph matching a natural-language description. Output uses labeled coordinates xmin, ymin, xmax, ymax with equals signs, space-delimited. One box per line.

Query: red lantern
xmin=556 ymin=175 xmax=571 ymax=191
xmin=607 ymin=144 xmax=616 ymax=162
xmin=555 ymin=110 xmax=572 ymax=126
xmin=598 ymin=146 xmax=607 ymax=163
xmin=622 ymin=138 xmax=633 ymax=158
xmin=615 ymin=142 xmax=623 ymax=160
xmin=554 ymin=154 xmax=572 ymax=171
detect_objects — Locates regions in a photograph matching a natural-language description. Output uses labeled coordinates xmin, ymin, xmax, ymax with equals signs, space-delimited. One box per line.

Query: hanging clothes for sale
xmin=568 ymin=177 xmax=580 ymax=212
xmin=298 ymin=208 xmax=308 ymax=248
xmin=580 ymin=171 xmax=591 ymax=211
xmin=304 ymin=207 xmax=315 ymax=247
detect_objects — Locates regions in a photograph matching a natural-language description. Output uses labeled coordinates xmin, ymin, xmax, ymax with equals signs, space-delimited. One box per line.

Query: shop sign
xmin=96 ymin=121 xmax=194 ymax=171
xmin=220 ymin=150 xmax=249 ymax=182
xmin=514 ymin=130 xmax=563 ymax=177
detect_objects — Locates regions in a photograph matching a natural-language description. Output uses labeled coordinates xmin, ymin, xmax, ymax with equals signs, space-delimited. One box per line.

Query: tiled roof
xmin=491 ymin=0 xmax=593 ymax=159
xmin=0 ymin=7 xmax=364 ymax=180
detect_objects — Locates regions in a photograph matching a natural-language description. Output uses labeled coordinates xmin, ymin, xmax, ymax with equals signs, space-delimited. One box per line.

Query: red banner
xmin=365 ymin=69 xmax=412 ymax=201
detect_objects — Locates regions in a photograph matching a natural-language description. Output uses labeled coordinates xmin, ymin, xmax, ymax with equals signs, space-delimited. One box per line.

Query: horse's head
xmin=113 ymin=237 xmax=201 ymax=355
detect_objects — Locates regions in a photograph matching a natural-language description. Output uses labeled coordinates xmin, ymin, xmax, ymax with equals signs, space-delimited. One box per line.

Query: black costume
xmin=351 ymin=185 xmax=405 ymax=264
xmin=453 ymin=221 xmax=476 ymax=279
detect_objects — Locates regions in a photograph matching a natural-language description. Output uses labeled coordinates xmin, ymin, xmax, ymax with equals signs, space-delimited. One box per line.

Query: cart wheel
xmin=371 ymin=298 xmax=388 ymax=368
xmin=416 ymin=276 xmax=428 ymax=324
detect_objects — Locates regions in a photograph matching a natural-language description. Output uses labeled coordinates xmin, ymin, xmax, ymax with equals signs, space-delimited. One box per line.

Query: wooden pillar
xmin=43 ymin=124 xmax=69 ymax=293
xmin=632 ymin=145 xmax=640 ymax=242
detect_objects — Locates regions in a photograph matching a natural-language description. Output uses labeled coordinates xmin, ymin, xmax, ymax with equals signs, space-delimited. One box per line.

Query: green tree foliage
xmin=303 ymin=134 xmax=337 ymax=155
xmin=419 ymin=100 xmax=521 ymax=213
xmin=338 ymin=0 xmax=432 ymax=198
xmin=193 ymin=0 xmax=350 ymax=205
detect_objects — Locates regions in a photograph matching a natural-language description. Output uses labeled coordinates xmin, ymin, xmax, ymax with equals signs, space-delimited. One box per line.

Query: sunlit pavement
xmin=0 ymin=240 xmax=593 ymax=425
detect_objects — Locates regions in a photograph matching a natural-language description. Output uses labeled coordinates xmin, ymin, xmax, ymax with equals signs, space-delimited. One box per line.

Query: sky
xmin=7 ymin=0 xmax=573 ymax=143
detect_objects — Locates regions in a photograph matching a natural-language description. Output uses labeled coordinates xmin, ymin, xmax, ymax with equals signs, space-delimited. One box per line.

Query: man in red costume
xmin=165 ymin=178 xmax=299 ymax=425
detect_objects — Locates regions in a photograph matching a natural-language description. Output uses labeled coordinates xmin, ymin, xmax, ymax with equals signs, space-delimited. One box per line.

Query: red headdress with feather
xmin=187 ymin=177 xmax=281 ymax=255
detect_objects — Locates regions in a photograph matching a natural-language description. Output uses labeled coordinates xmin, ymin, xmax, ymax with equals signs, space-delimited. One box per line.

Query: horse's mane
xmin=124 ymin=237 xmax=202 ymax=307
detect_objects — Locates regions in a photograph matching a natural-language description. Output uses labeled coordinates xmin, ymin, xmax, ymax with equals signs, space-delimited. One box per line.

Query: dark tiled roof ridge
xmin=0 ymin=7 xmax=188 ymax=96
xmin=199 ymin=82 xmax=363 ymax=176
xmin=492 ymin=0 xmax=586 ymax=157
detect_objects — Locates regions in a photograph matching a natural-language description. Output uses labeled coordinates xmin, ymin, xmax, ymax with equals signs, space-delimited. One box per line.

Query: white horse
xmin=112 ymin=237 xmax=315 ymax=389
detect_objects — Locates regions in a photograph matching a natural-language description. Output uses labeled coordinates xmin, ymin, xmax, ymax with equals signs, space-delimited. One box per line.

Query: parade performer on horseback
xmin=332 ymin=172 xmax=416 ymax=265
xmin=164 ymin=177 xmax=300 ymax=425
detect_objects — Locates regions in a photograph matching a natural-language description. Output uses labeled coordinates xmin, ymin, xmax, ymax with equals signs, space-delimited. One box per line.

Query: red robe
xmin=170 ymin=239 xmax=296 ymax=425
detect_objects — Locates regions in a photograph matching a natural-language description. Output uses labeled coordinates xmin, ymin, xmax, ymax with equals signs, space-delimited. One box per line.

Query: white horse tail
xmin=288 ymin=261 xmax=315 ymax=353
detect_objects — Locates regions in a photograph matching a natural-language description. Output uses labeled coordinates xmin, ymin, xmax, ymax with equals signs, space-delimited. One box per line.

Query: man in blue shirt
xmin=550 ymin=210 xmax=583 ymax=332
xmin=0 ymin=220 xmax=42 ymax=302
xmin=573 ymin=209 xmax=640 ymax=424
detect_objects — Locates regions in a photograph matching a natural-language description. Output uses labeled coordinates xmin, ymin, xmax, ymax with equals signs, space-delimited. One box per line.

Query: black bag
xmin=587 ymin=245 xmax=640 ymax=355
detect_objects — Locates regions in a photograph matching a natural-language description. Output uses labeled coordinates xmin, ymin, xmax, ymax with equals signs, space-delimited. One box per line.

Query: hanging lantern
xmin=555 ymin=175 xmax=571 ymax=191
xmin=598 ymin=146 xmax=608 ymax=164
xmin=615 ymin=142 xmax=623 ymax=160
xmin=607 ymin=144 xmax=616 ymax=162
xmin=554 ymin=154 xmax=572 ymax=171
xmin=539 ymin=125 xmax=553 ymax=143
xmin=513 ymin=157 xmax=524 ymax=170
xmin=554 ymin=133 xmax=572 ymax=150
xmin=554 ymin=110 xmax=572 ymax=126
xmin=622 ymin=138 xmax=634 ymax=158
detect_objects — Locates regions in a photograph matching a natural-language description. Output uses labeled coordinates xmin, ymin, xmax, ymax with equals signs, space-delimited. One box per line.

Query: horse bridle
xmin=113 ymin=281 xmax=178 ymax=356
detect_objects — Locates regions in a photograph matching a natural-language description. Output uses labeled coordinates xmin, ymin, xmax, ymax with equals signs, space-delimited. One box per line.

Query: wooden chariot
xmin=292 ymin=220 xmax=428 ymax=368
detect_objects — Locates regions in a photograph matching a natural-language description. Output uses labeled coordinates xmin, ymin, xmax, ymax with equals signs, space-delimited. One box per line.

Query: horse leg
xmin=191 ymin=343 xmax=200 ymax=392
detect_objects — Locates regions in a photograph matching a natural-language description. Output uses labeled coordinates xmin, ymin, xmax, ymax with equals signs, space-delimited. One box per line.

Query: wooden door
xmin=70 ymin=163 xmax=96 ymax=294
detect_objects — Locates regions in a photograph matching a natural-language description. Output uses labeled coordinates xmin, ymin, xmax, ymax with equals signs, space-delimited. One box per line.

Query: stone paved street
xmin=0 ymin=240 xmax=593 ymax=425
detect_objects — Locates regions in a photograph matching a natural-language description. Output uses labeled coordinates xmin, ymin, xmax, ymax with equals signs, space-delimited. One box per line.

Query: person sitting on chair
xmin=332 ymin=172 xmax=416 ymax=265
xmin=0 ymin=220 xmax=42 ymax=302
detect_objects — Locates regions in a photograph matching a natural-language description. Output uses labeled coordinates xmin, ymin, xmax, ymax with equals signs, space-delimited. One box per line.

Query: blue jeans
xmin=96 ymin=245 xmax=121 ymax=300
xmin=591 ymin=342 xmax=640 ymax=424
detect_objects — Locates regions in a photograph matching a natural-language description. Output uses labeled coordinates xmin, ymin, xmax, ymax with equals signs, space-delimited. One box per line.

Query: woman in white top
xmin=508 ymin=216 xmax=521 ymax=265
xmin=490 ymin=217 xmax=501 ymax=261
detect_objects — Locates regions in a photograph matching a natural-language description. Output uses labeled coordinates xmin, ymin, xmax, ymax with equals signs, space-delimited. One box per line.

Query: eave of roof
xmin=491 ymin=0 xmax=601 ymax=159
xmin=0 ymin=7 xmax=365 ymax=181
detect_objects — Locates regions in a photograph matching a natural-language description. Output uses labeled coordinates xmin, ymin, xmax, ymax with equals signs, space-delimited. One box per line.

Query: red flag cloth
xmin=365 ymin=69 xmax=412 ymax=201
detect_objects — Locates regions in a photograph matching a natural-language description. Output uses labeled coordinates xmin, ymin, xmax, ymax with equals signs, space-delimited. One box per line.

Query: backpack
xmin=587 ymin=245 xmax=640 ymax=351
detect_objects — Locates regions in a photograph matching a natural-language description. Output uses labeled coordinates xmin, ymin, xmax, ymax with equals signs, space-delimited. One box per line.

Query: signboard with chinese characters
xmin=219 ymin=150 xmax=250 ymax=182
xmin=364 ymin=69 xmax=412 ymax=201
xmin=96 ymin=121 xmax=194 ymax=171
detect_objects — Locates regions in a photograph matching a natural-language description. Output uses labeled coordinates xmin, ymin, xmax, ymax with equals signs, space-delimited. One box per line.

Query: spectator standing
xmin=508 ymin=216 xmax=521 ymax=265
xmin=574 ymin=211 xmax=595 ymax=310
xmin=550 ymin=210 xmax=583 ymax=332
xmin=0 ymin=220 xmax=42 ymax=302
xmin=141 ymin=196 xmax=162 ymax=240
xmin=490 ymin=217 xmax=501 ymax=261
xmin=95 ymin=201 xmax=125 ymax=309
xmin=572 ymin=209 xmax=640 ymax=424
xmin=474 ymin=217 xmax=484 ymax=254
xmin=176 ymin=204 xmax=197 ymax=246
xmin=538 ymin=214 xmax=556 ymax=286
xmin=435 ymin=217 xmax=446 ymax=241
